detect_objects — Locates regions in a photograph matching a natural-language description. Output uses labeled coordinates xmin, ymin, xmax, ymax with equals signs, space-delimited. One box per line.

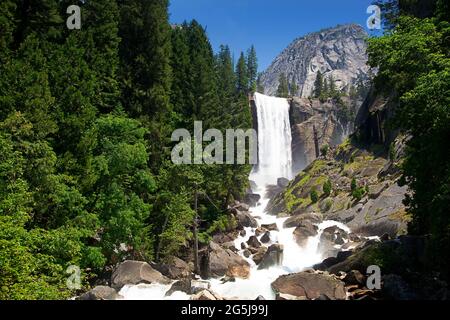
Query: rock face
xmin=271 ymin=272 xmax=346 ymax=300
xmin=289 ymin=97 xmax=355 ymax=172
xmin=267 ymin=136 xmax=410 ymax=238
xmin=260 ymin=24 xmax=369 ymax=98
xmin=111 ymin=260 xmax=170 ymax=290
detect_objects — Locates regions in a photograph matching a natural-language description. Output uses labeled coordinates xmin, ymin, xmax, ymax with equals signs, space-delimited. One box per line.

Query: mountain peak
xmin=260 ymin=24 xmax=369 ymax=97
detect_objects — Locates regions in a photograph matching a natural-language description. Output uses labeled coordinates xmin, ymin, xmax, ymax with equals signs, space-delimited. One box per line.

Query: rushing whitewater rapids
xmin=119 ymin=93 xmax=351 ymax=300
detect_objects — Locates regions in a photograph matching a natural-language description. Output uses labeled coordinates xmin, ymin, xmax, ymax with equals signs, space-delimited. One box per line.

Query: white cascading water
xmin=251 ymin=92 xmax=293 ymax=186
xmin=119 ymin=92 xmax=350 ymax=300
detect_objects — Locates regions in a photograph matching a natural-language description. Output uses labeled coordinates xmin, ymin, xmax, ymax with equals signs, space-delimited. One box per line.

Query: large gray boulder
xmin=244 ymin=193 xmax=261 ymax=207
xmin=293 ymin=220 xmax=318 ymax=246
xmin=111 ymin=260 xmax=171 ymax=290
xmin=165 ymin=279 xmax=192 ymax=296
xmin=283 ymin=212 xmax=323 ymax=228
xmin=271 ymin=272 xmax=346 ymax=300
xmin=207 ymin=242 xmax=250 ymax=279
xmin=235 ymin=210 xmax=258 ymax=228
xmin=257 ymin=244 xmax=284 ymax=270
xmin=277 ymin=177 xmax=290 ymax=188
xmin=247 ymin=235 xmax=262 ymax=249
xmin=78 ymin=286 xmax=121 ymax=300
xmin=152 ymin=256 xmax=192 ymax=280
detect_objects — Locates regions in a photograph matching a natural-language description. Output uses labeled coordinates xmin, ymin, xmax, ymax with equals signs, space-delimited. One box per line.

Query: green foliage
xmin=276 ymin=73 xmax=289 ymax=98
xmin=368 ymin=13 xmax=450 ymax=278
xmin=246 ymin=45 xmax=258 ymax=92
xmin=310 ymin=188 xmax=319 ymax=203
xmin=236 ymin=52 xmax=249 ymax=96
xmin=0 ymin=0 xmax=258 ymax=299
xmin=313 ymin=71 xmax=323 ymax=98
xmin=320 ymin=144 xmax=329 ymax=157
xmin=323 ymin=179 xmax=332 ymax=197
xmin=350 ymin=178 xmax=358 ymax=191
xmin=289 ymin=78 xmax=298 ymax=96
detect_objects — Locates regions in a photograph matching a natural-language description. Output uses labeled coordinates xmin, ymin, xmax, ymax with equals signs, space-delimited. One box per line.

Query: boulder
xmin=261 ymin=223 xmax=279 ymax=231
xmin=244 ymin=193 xmax=261 ymax=207
xmin=255 ymin=227 xmax=266 ymax=237
xmin=258 ymin=244 xmax=284 ymax=270
xmin=249 ymin=180 xmax=258 ymax=191
xmin=260 ymin=231 xmax=271 ymax=244
xmin=247 ymin=236 xmax=261 ymax=249
xmin=293 ymin=220 xmax=318 ymax=246
xmin=343 ymin=270 xmax=366 ymax=286
xmin=313 ymin=257 xmax=339 ymax=271
xmin=78 ymin=286 xmax=121 ymax=300
xmin=276 ymin=293 xmax=308 ymax=300
xmin=233 ymin=202 xmax=250 ymax=211
xmin=111 ymin=260 xmax=171 ymax=290
xmin=283 ymin=212 xmax=323 ymax=228
xmin=321 ymin=226 xmax=348 ymax=242
xmin=248 ymin=246 xmax=260 ymax=254
xmin=165 ymin=279 xmax=191 ymax=296
xmin=212 ymin=232 xmax=236 ymax=244
xmin=271 ymin=272 xmax=346 ymax=300
xmin=277 ymin=177 xmax=290 ymax=188
xmin=265 ymin=184 xmax=283 ymax=199
xmin=243 ymin=249 xmax=251 ymax=258
xmin=252 ymin=247 xmax=268 ymax=265
xmin=235 ymin=210 xmax=258 ymax=228
xmin=222 ymin=242 xmax=238 ymax=253
xmin=191 ymin=279 xmax=211 ymax=292
xmin=207 ymin=242 xmax=250 ymax=279
xmin=191 ymin=290 xmax=222 ymax=300
xmin=152 ymin=257 xmax=191 ymax=280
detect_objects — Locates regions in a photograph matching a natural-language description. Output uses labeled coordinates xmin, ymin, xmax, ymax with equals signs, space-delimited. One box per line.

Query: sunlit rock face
xmin=259 ymin=24 xmax=369 ymax=98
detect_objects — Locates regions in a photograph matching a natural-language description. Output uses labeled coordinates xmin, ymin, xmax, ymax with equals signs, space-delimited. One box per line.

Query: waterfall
xmin=250 ymin=92 xmax=293 ymax=188
xmin=118 ymin=93 xmax=350 ymax=300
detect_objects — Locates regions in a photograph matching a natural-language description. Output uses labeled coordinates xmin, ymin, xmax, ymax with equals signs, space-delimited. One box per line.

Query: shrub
xmin=323 ymin=179 xmax=332 ymax=197
xmin=310 ymin=189 xmax=319 ymax=203
xmin=320 ymin=144 xmax=329 ymax=157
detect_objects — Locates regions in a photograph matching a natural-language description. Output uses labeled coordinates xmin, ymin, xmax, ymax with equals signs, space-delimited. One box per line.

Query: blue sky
xmin=169 ymin=0 xmax=379 ymax=71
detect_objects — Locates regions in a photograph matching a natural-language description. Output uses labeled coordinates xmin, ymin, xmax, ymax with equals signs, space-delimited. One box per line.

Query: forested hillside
xmin=0 ymin=0 xmax=255 ymax=299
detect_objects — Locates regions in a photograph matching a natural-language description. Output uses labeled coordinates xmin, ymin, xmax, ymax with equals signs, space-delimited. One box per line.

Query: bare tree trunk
xmin=193 ymin=189 xmax=200 ymax=275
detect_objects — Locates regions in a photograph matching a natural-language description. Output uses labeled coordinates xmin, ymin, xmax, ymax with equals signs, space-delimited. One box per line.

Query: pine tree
xmin=236 ymin=52 xmax=249 ymax=96
xmin=170 ymin=23 xmax=193 ymax=121
xmin=277 ymin=73 xmax=289 ymax=98
xmin=256 ymin=73 xmax=265 ymax=93
xmin=290 ymin=78 xmax=298 ymax=96
xmin=246 ymin=45 xmax=258 ymax=93
xmin=0 ymin=1 xmax=17 ymax=63
xmin=118 ymin=0 xmax=173 ymax=166
xmin=118 ymin=0 xmax=172 ymax=117
xmin=328 ymin=74 xmax=336 ymax=96
xmin=323 ymin=77 xmax=329 ymax=97
xmin=313 ymin=71 xmax=323 ymax=98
